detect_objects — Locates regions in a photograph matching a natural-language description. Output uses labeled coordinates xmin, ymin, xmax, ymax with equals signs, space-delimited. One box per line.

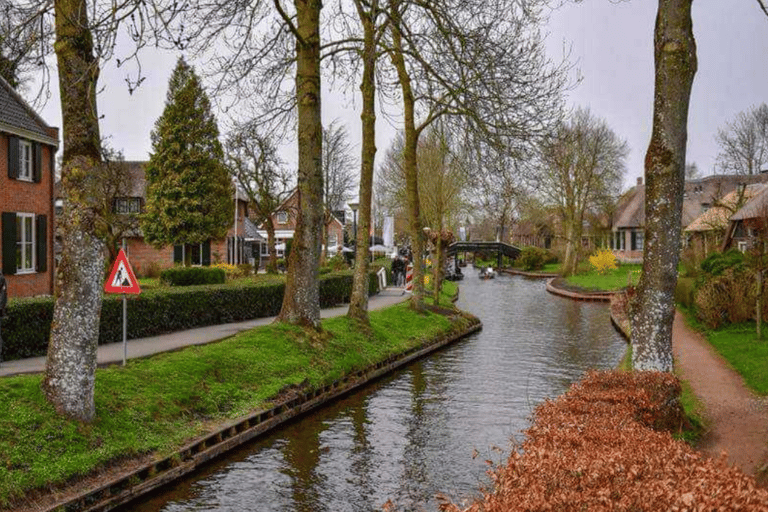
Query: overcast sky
xmin=35 ymin=0 xmax=768 ymax=193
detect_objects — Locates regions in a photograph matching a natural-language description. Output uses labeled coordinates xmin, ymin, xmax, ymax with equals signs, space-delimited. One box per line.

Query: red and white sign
xmin=104 ymin=249 xmax=141 ymax=294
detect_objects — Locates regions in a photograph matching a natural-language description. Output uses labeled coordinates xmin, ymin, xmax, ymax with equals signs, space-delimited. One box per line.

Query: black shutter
xmin=631 ymin=231 xmax=637 ymax=251
xmin=202 ymin=240 xmax=211 ymax=266
xmin=35 ymin=215 xmax=47 ymax=272
xmin=173 ymin=245 xmax=183 ymax=263
xmin=49 ymin=146 xmax=55 ymax=181
xmin=2 ymin=212 xmax=17 ymax=275
xmin=7 ymin=136 xmax=19 ymax=179
xmin=33 ymin=142 xmax=42 ymax=183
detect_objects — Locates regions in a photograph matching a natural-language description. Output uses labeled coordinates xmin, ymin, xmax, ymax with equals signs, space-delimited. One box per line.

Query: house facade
xmin=722 ymin=184 xmax=768 ymax=252
xmin=61 ymin=161 xmax=254 ymax=275
xmin=256 ymin=189 xmax=345 ymax=261
xmin=1 ymin=76 xmax=58 ymax=297
xmin=612 ymin=174 xmax=768 ymax=262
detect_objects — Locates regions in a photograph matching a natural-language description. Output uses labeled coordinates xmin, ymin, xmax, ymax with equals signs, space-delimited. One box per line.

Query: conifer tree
xmin=141 ymin=57 xmax=232 ymax=261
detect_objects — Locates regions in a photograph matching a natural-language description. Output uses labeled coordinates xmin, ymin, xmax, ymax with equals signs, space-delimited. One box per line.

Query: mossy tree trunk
xmin=277 ymin=0 xmax=323 ymax=329
xmin=43 ymin=0 xmax=105 ymax=422
xmin=631 ymin=0 xmax=697 ymax=372
xmin=389 ymin=0 xmax=425 ymax=313
xmin=347 ymin=0 xmax=379 ymax=324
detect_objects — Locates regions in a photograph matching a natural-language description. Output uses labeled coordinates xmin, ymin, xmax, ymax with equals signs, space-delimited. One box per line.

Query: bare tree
xmin=322 ymin=119 xmax=357 ymax=258
xmin=631 ymin=0 xmax=697 ymax=372
xmin=685 ymin=161 xmax=700 ymax=179
xmin=97 ymin=147 xmax=139 ymax=265
xmin=715 ymin=103 xmax=768 ymax=175
xmin=536 ymin=107 xmax=627 ymax=276
xmin=226 ymin=122 xmax=293 ymax=273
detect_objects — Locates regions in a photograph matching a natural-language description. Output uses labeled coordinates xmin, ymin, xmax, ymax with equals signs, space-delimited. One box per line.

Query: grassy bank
xmin=565 ymin=263 xmax=642 ymax=291
xmin=0 ymin=290 xmax=468 ymax=508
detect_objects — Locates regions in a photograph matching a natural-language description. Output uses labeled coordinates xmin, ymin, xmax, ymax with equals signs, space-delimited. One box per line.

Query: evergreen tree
xmin=141 ymin=57 xmax=232 ymax=261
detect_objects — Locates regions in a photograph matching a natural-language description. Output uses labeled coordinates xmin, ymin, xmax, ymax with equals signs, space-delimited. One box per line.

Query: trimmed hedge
xmin=160 ymin=266 xmax=226 ymax=286
xmin=1 ymin=271 xmax=379 ymax=361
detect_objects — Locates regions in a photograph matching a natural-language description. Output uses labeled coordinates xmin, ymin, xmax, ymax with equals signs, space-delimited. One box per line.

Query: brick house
xmin=1 ymin=76 xmax=58 ymax=297
xmin=255 ymin=189 xmax=345 ymax=261
xmin=58 ymin=161 xmax=254 ymax=275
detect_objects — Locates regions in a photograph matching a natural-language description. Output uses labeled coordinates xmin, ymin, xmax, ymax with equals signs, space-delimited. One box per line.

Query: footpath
xmin=0 ymin=287 xmax=410 ymax=378
xmin=672 ymin=311 xmax=768 ymax=478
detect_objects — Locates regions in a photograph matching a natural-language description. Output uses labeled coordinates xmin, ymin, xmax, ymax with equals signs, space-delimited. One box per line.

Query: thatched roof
xmin=685 ymin=184 xmax=766 ymax=232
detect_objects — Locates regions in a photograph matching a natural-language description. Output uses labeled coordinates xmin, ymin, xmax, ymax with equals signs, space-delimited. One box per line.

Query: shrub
xmin=675 ymin=277 xmax=696 ymax=309
xmin=694 ymin=268 xmax=756 ymax=329
xmin=700 ymin=248 xmax=744 ymax=276
xmin=160 ymin=266 xmax=226 ymax=286
xmin=0 ymin=271 xmax=380 ymax=361
xmin=138 ymin=260 xmax=163 ymax=279
xmin=518 ymin=246 xmax=548 ymax=271
xmin=237 ymin=263 xmax=253 ymax=277
xmin=588 ymin=248 xmax=618 ymax=274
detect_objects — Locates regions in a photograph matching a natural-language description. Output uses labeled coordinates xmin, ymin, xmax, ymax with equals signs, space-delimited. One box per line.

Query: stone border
xmin=500 ymin=268 xmax=559 ymax=278
xmin=40 ymin=316 xmax=482 ymax=512
xmin=545 ymin=278 xmax=616 ymax=302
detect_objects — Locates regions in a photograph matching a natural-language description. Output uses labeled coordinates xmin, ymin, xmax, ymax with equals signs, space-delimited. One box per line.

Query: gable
xmin=0 ymin=76 xmax=58 ymax=147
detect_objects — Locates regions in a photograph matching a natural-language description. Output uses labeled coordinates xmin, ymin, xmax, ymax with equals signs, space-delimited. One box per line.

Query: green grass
xmin=675 ymin=377 xmax=707 ymax=445
xmin=616 ymin=345 xmax=633 ymax=372
xmin=703 ymin=323 xmax=768 ymax=395
xmin=565 ymin=264 xmax=642 ymax=292
xmin=0 ymin=301 xmax=468 ymax=508
xmin=541 ymin=263 xmax=562 ymax=274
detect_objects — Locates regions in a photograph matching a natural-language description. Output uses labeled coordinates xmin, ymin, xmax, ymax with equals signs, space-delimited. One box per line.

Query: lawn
xmin=565 ymin=264 xmax=642 ymax=292
xmin=0 ymin=297 xmax=468 ymax=508
xmin=701 ymin=322 xmax=768 ymax=395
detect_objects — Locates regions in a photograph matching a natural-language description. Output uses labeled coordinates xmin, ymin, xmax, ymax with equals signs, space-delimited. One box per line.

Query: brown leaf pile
xmin=440 ymin=371 xmax=768 ymax=512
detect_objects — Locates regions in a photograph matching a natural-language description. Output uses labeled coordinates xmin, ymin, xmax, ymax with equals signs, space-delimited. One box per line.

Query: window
xmin=634 ymin=230 xmax=644 ymax=251
xmin=18 ymin=140 xmax=33 ymax=180
xmin=738 ymin=241 xmax=748 ymax=253
xmin=114 ymin=197 xmax=142 ymax=214
xmin=16 ymin=213 xmax=35 ymax=272
xmin=189 ymin=243 xmax=204 ymax=266
xmin=277 ymin=211 xmax=288 ymax=224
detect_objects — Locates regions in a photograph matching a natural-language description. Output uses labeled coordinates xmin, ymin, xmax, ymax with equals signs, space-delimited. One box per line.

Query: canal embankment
xmin=0 ymin=293 xmax=479 ymax=512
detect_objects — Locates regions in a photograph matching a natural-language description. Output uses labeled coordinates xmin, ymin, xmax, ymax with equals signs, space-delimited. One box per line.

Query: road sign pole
xmin=122 ymin=294 xmax=127 ymax=366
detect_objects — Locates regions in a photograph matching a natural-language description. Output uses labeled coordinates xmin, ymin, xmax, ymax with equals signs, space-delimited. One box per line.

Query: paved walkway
xmin=672 ymin=310 xmax=768 ymax=476
xmin=0 ymin=287 xmax=410 ymax=377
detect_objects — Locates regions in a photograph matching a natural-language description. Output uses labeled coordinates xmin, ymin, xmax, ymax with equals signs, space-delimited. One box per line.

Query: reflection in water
xmin=126 ymin=272 xmax=626 ymax=512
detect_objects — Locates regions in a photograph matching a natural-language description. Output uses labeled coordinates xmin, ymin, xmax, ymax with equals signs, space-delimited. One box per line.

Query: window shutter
xmin=631 ymin=231 xmax=637 ymax=251
xmin=33 ymin=142 xmax=42 ymax=183
xmin=202 ymin=240 xmax=211 ymax=266
xmin=7 ymin=137 xmax=19 ymax=179
xmin=36 ymin=215 xmax=47 ymax=272
xmin=49 ymin=146 xmax=55 ymax=181
xmin=2 ymin=212 xmax=17 ymax=275
xmin=173 ymin=245 xmax=183 ymax=263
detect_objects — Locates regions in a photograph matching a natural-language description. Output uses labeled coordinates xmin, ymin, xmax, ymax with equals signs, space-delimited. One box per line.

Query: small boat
xmin=479 ymin=266 xmax=496 ymax=279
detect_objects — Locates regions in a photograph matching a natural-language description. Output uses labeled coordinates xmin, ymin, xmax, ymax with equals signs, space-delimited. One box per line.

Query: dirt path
xmin=672 ymin=310 xmax=768 ymax=477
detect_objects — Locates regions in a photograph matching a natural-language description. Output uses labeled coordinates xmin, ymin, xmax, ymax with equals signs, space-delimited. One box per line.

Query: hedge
xmin=0 ymin=271 xmax=379 ymax=361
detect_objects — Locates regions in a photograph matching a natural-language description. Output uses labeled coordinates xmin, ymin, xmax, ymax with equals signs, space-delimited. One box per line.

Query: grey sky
xmin=36 ymin=1 xmax=768 ymax=193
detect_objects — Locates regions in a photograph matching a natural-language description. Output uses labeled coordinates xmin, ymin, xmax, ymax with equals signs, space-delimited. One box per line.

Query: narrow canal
xmin=127 ymin=271 xmax=627 ymax=512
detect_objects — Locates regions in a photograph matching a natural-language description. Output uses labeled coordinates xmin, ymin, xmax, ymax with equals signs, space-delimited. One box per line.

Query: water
xmin=127 ymin=271 xmax=627 ymax=512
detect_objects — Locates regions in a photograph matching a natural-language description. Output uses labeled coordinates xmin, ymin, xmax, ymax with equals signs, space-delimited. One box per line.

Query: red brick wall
xmin=1 ymin=132 xmax=56 ymax=298
xmin=124 ymin=238 xmax=173 ymax=277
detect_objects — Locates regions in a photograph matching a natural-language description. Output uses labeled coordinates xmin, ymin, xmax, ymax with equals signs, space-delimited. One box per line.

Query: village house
xmin=55 ymin=161 xmax=261 ymax=275
xmin=721 ymin=183 xmax=768 ymax=252
xmin=611 ymin=174 xmax=768 ymax=262
xmin=256 ymin=189 xmax=345 ymax=262
xmin=0 ymin=76 xmax=58 ymax=298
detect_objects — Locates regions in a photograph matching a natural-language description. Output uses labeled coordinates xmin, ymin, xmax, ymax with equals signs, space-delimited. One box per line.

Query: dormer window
xmin=277 ymin=211 xmax=288 ymax=224
xmin=114 ymin=197 xmax=142 ymax=214
xmin=18 ymin=140 xmax=33 ymax=180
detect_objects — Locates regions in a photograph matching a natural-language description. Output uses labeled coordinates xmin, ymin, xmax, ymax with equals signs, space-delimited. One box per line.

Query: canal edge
xmin=41 ymin=315 xmax=482 ymax=512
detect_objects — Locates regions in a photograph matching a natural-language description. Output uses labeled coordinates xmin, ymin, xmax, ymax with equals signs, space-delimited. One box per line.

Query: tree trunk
xmin=631 ymin=0 xmax=696 ymax=372
xmin=562 ymin=221 xmax=577 ymax=276
xmin=266 ymin=220 xmax=278 ymax=273
xmin=347 ymin=1 xmax=377 ymax=324
xmin=390 ymin=1 xmax=425 ymax=313
xmin=277 ymin=0 xmax=324 ymax=329
xmin=43 ymin=0 xmax=105 ymax=423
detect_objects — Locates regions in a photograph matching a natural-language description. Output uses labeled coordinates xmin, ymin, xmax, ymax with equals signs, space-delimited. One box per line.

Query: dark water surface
xmin=127 ymin=271 xmax=626 ymax=512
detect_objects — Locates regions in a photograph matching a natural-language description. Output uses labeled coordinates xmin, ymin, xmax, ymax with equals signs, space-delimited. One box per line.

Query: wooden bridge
xmin=447 ymin=241 xmax=521 ymax=267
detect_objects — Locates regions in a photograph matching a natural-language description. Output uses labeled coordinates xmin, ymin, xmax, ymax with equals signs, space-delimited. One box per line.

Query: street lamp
xmin=348 ymin=202 xmax=359 ymax=249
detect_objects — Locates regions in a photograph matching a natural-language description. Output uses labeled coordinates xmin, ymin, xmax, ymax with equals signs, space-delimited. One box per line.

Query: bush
xmin=517 ymin=246 xmax=548 ymax=271
xmin=588 ymin=248 xmax=618 ymax=274
xmin=138 ymin=260 xmax=163 ymax=279
xmin=700 ymin=248 xmax=744 ymax=276
xmin=0 ymin=271 xmax=380 ymax=361
xmin=675 ymin=277 xmax=696 ymax=309
xmin=694 ymin=268 xmax=756 ymax=329
xmin=160 ymin=266 xmax=226 ymax=286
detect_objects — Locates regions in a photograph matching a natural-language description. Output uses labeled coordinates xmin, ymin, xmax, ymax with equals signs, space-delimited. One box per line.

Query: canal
xmin=127 ymin=271 xmax=627 ymax=512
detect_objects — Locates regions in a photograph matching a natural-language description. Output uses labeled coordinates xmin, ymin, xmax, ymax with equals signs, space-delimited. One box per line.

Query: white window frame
xmin=634 ymin=230 xmax=644 ymax=251
xmin=18 ymin=140 xmax=33 ymax=181
xmin=738 ymin=241 xmax=748 ymax=253
xmin=115 ymin=197 xmax=141 ymax=214
xmin=277 ymin=211 xmax=288 ymax=224
xmin=16 ymin=213 xmax=35 ymax=273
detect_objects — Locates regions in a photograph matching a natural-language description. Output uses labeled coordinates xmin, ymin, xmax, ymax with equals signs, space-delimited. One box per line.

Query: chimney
xmin=637 ymin=177 xmax=643 ymax=186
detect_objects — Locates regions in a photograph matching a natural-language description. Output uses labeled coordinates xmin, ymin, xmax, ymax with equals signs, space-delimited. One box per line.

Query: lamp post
xmin=348 ymin=202 xmax=359 ymax=250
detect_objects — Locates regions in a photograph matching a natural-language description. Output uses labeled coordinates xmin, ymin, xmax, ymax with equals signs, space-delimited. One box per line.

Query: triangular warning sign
xmin=104 ymin=249 xmax=141 ymax=294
